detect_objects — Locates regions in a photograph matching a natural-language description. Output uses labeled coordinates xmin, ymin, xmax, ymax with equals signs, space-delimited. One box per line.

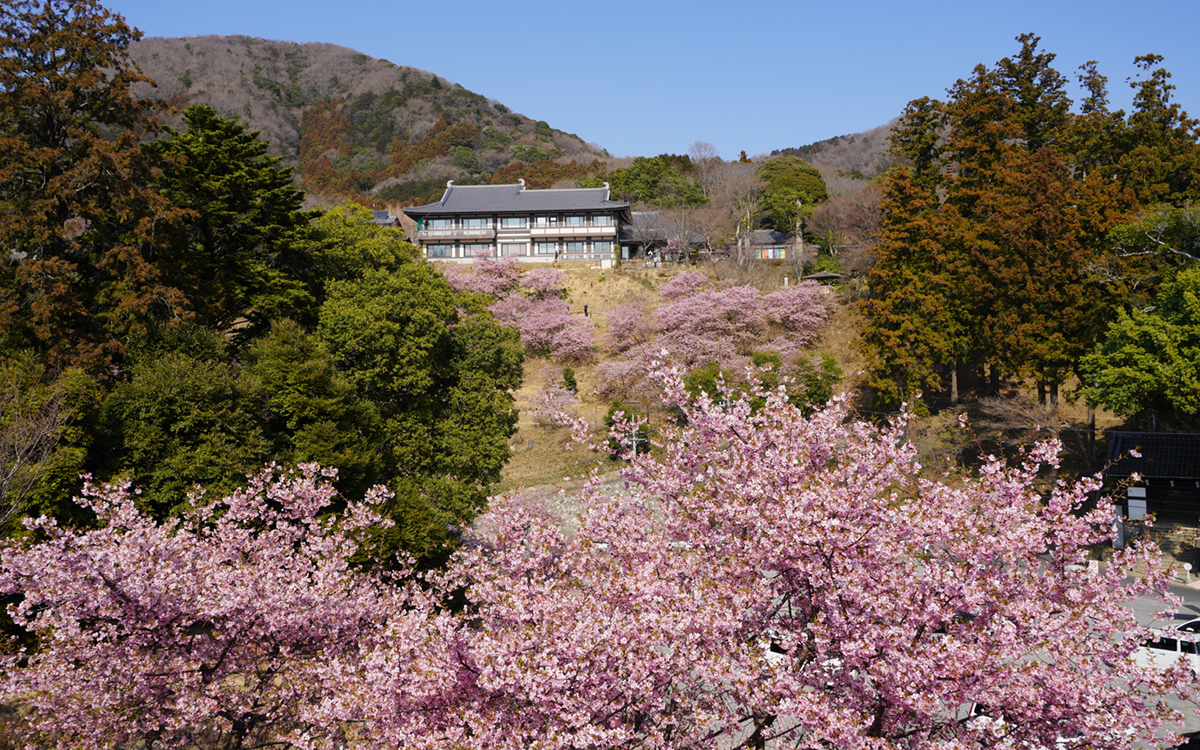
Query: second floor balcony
xmin=530 ymin=224 xmax=617 ymax=238
xmin=417 ymin=227 xmax=496 ymax=241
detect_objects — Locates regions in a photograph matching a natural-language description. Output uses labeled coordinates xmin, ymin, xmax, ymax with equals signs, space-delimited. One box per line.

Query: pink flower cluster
xmin=443 ymin=255 xmax=593 ymax=361
xmin=2 ymin=375 xmax=1190 ymax=749
xmin=596 ymin=275 xmax=834 ymax=398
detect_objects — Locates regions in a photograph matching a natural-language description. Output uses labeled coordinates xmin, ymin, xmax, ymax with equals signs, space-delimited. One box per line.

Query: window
xmin=501 ymin=243 xmax=525 ymax=256
xmin=594 ymin=241 xmax=613 ymax=253
xmin=500 ymin=217 xmax=527 ymax=228
xmin=564 ymin=216 xmax=585 ymax=226
xmin=534 ymin=216 xmax=557 ymax=227
xmin=426 ymin=244 xmax=452 ymax=257
xmin=463 ymin=243 xmax=492 ymax=257
xmin=592 ymin=215 xmax=613 ymax=226
xmin=564 ymin=241 xmax=585 ymax=252
xmin=463 ymin=218 xmax=489 ymax=228
xmin=535 ymin=241 xmax=557 ymax=255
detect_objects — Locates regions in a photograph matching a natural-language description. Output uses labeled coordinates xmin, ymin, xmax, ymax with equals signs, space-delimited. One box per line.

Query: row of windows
xmin=426 ymin=215 xmax=615 ymax=229
xmin=426 ymin=240 xmax=615 ymax=258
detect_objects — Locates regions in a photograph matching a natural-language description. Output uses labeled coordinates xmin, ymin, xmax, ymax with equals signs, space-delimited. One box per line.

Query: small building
xmin=1106 ymin=431 xmax=1200 ymax=525
xmin=746 ymin=229 xmax=792 ymax=260
xmin=402 ymin=180 xmax=631 ymax=264
xmin=619 ymin=211 xmax=705 ymax=260
xmin=371 ymin=210 xmax=402 ymax=228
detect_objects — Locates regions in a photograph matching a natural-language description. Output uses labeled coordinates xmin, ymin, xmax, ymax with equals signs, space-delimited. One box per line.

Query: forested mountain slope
xmin=129 ymin=36 xmax=609 ymax=203
xmin=772 ymin=119 xmax=897 ymax=180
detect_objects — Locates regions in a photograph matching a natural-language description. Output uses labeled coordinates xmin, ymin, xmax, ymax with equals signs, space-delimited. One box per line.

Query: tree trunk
xmin=1087 ymin=402 xmax=1097 ymax=468
xmin=950 ymin=360 xmax=959 ymax=405
xmin=1037 ymin=380 xmax=1047 ymax=406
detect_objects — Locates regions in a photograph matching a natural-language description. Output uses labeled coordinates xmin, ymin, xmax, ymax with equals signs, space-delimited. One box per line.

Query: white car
xmin=1133 ymin=618 xmax=1200 ymax=676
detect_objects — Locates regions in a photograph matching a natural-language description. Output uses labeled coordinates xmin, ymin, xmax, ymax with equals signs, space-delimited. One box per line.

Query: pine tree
xmin=150 ymin=105 xmax=314 ymax=338
xmin=0 ymin=0 xmax=186 ymax=372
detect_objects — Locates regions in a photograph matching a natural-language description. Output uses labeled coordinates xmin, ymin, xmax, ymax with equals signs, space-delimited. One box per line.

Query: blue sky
xmin=105 ymin=0 xmax=1200 ymax=160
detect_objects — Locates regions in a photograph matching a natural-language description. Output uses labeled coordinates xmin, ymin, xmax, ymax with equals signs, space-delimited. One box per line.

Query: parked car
xmin=1133 ymin=618 xmax=1200 ymax=676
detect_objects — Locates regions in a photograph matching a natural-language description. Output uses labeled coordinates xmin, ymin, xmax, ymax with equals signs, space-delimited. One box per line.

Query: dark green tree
xmin=241 ymin=319 xmax=382 ymax=499
xmin=993 ymin=33 xmax=1072 ymax=152
xmin=888 ymin=96 xmax=946 ymax=193
xmin=149 ymin=105 xmax=315 ymax=338
xmin=606 ymin=155 xmax=705 ymax=208
xmin=1080 ymin=265 xmax=1200 ymax=429
xmin=100 ymin=347 xmax=270 ymax=518
xmin=314 ymin=212 xmax=523 ymax=559
xmin=1116 ymin=54 xmax=1200 ymax=205
xmin=756 ymin=156 xmax=828 ymax=233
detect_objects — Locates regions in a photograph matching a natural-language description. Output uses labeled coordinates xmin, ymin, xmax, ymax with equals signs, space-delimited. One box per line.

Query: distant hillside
xmin=771 ymin=119 xmax=898 ymax=182
xmin=129 ymin=36 xmax=610 ymax=204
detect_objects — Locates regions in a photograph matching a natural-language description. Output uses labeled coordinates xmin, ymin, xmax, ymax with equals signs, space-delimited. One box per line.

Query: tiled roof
xmin=402 ymin=182 xmax=630 ymax=216
xmin=752 ymin=229 xmax=791 ymax=245
xmin=1106 ymin=432 xmax=1200 ymax=480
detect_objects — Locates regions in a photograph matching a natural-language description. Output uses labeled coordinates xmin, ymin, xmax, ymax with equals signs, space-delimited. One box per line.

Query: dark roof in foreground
xmin=402 ymin=181 xmax=630 ymax=216
xmin=1106 ymin=432 xmax=1200 ymax=480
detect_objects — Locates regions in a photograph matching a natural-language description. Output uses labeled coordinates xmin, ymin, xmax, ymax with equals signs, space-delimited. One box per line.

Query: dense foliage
xmin=2 ymin=371 xmax=1191 ymax=749
xmin=0 ymin=4 xmax=523 ymax=562
xmin=1080 ymin=265 xmax=1200 ymax=429
xmin=860 ymin=34 xmax=1200 ymax=411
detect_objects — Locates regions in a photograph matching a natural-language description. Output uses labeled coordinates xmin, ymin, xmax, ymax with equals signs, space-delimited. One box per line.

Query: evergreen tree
xmin=1117 ymin=55 xmax=1200 ymax=205
xmin=149 ymin=105 xmax=315 ymax=338
xmin=865 ymin=34 xmax=1173 ymax=405
xmin=0 ymin=0 xmax=187 ymax=371
xmin=859 ymin=168 xmax=974 ymax=407
xmin=756 ymin=155 xmax=828 ymax=233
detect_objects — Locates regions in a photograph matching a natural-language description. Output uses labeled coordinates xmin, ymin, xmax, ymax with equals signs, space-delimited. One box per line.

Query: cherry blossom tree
xmin=520 ymin=267 xmax=568 ymax=299
xmin=442 ymin=252 xmax=522 ymax=297
xmin=594 ymin=277 xmax=833 ymax=399
xmin=0 ymin=465 xmax=435 ymax=750
xmin=406 ymin=371 xmax=1191 ymax=750
xmin=657 ymin=284 xmax=766 ymax=345
xmin=657 ymin=271 xmax=711 ymax=301
xmin=443 ymin=255 xmax=592 ymax=362
xmin=3 ymin=374 xmax=1191 ymax=750
xmin=602 ymin=302 xmax=661 ymax=353
xmin=763 ymin=282 xmax=835 ymax=343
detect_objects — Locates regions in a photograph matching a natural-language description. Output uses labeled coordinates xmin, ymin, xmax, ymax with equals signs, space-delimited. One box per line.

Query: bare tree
xmin=687 ymin=140 xmax=721 ymax=197
xmin=626 ymin=211 xmax=669 ymax=260
xmin=0 ymin=360 xmax=73 ymax=534
xmin=807 ymin=183 xmax=882 ymax=275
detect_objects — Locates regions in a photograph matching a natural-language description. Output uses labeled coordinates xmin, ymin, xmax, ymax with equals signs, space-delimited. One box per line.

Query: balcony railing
xmin=417 ymin=228 xmax=496 ymax=240
xmin=530 ymin=225 xmax=617 ymax=238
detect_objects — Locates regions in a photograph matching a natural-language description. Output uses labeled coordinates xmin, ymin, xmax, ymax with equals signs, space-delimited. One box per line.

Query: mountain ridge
xmin=128 ymin=35 xmax=891 ymax=203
